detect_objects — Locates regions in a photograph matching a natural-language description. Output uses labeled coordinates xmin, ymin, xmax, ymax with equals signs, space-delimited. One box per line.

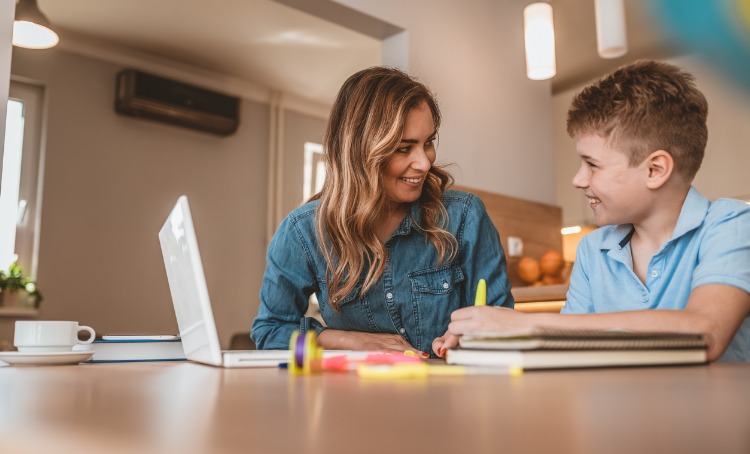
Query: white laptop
xmin=158 ymin=195 xmax=289 ymax=367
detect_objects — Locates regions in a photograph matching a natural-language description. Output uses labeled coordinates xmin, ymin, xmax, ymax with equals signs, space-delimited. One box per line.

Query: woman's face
xmin=382 ymin=102 xmax=437 ymax=210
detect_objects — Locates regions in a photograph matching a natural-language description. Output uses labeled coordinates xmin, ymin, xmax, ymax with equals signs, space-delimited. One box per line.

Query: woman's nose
xmin=411 ymin=148 xmax=431 ymax=171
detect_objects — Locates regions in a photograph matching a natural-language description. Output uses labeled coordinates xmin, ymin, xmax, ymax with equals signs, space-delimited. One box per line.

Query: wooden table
xmin=1 ymin=361 xmax=748 ymax=454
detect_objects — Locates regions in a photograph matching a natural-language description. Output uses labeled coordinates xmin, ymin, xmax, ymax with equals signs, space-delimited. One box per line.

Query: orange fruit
xmin=540 ymin=250 xmax=565 ymax=277
xmin=517 ymin=257 xmax=541 ymax=285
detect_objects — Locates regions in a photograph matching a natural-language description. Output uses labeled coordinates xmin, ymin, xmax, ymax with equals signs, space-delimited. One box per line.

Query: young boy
xmin=434 ymin=60 xmax=750 ymax=361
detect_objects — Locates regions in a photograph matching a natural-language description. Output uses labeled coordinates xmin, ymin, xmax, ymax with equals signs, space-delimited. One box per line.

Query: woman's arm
xmin=461 ymin=194 xmax=514 ymax=308
xmin=317 ymin=329 xmax=428 ymax=356
xmin=251 ymin=217 xmax=317 ymax=349
xmin=432 ymin=194 xmax=514 ymax=356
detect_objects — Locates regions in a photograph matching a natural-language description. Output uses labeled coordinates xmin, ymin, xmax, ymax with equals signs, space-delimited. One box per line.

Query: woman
xmin=251 ymin=67 xmax=513 ymax=357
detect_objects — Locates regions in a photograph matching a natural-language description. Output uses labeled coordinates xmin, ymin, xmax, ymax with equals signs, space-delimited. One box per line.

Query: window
xmin=0 ymin=80 xmax=45 ymax=276
xmin=302 ymin=142 xmax=325 ymax=201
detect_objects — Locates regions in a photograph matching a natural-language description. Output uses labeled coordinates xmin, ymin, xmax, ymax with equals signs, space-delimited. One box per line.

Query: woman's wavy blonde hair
xmin=311 ymin=66 xmax=457 ymax=310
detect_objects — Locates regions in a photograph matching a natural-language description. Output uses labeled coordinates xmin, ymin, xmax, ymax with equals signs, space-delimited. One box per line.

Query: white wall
xmin=334 ymin=0 xmax=557 ymax=205
xmin=554 ymin=55 xmax=750 ymax=227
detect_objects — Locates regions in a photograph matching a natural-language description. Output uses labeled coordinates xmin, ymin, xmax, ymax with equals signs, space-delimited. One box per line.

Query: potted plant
xmin=0 ymin=261 xmax=43 ymax=309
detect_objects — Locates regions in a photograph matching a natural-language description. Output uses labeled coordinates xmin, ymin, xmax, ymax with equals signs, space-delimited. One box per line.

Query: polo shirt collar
xmin=601 ymin=224 xmax=635 ymax=251
xmin=600 ymin=186 xmax=708 ymax=250
xmin=671 ymin=186 xmax=709 ymax=240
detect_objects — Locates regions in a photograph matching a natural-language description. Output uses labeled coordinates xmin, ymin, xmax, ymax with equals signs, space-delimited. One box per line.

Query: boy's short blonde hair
xmin=567 ymin=60 xmax=708 ymax=180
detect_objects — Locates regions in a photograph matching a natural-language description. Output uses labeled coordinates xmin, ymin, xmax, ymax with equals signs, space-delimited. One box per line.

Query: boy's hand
xmin=450 ymin=305 xmax=530 ymax=334
xmin=433 ymin=306 xmax=532 ymax=357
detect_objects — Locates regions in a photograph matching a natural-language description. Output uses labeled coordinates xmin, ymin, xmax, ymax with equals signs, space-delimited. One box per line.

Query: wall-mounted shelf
xmin=0 ymin=307 xmax=39 ymax=318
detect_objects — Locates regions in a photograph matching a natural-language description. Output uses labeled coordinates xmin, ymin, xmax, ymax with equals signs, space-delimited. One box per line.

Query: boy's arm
xmin=443 ymin=283 xmax=750 ymax=361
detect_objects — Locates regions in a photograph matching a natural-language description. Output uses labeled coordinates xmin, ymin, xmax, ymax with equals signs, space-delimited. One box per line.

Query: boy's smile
xmin=572 ymin=134 xmax=650 ymax=227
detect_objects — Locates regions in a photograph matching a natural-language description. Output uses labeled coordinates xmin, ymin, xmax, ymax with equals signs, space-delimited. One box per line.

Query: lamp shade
xmin=13 ymin=0 xmax=59 ymax=49
xmin=524 ymin=2 xmax=556 ymax=80
xmin=594 ymin=0 xmax=627 ymax=58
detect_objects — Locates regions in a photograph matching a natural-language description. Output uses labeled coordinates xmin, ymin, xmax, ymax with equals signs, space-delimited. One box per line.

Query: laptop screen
xmin=158 ymin=196 xmax=224 ymax=366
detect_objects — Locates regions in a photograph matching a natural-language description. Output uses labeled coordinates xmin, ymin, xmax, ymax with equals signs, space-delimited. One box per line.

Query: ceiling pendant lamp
xmin=523 ymin=2 xmax=557 ymax=80
xmin=13 ymin=0 xmax=59 ymax=49
xmin=594 ymin=0 xmax=627 ymax=58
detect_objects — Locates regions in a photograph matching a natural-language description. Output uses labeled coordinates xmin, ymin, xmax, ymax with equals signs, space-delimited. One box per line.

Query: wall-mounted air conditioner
xmin=115 ymin=69 xmax=240 ymax=136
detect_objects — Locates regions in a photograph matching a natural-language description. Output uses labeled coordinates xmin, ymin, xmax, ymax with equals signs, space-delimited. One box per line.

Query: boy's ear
xmin=644 ymin=150 xmax=674 ymax=189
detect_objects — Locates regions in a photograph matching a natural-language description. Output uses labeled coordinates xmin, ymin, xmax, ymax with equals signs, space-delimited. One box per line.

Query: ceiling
xmin=33 ymin=0 xmax=674 ymax=104
xmin=551 ymin=0 xmax=673 ymax=93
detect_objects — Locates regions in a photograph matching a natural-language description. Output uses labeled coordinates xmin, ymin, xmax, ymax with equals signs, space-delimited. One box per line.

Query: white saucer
xmin=0 ymin=351 xmax=94 ymax=366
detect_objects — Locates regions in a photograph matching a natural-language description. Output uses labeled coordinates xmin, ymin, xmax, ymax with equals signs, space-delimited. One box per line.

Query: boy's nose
xmin=572 ymin=165 xmax=589 ymax=188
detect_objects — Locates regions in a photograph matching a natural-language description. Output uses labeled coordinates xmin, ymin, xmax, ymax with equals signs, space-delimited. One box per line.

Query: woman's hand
xmin=317 ymin=329 xmax=429 ymax=357
xmin=432 ymin=332 xmax=460 ymax=358
xmin=433 ymin=306 xmax=533 ymax=357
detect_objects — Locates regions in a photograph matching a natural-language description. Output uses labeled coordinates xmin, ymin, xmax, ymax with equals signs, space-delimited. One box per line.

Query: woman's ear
xmin=645 ymin=150 xmax=674 ymax=189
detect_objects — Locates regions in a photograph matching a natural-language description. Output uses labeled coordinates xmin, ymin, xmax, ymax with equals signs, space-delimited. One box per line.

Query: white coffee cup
xmin=14 ymin=321 xmax=96 ymax=353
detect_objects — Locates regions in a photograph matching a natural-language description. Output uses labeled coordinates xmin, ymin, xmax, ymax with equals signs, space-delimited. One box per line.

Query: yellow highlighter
xmin=356 ymin=363 xmax=522 ymax=378
xmin=474 ymin=279 xmax=487 ymax=306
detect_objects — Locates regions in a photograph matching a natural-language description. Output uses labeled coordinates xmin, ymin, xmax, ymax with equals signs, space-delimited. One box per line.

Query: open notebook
xmin=446 ymin=328 xmax=709 ymax=370
xmin=158 ymin=196 xmax=289 ymax=367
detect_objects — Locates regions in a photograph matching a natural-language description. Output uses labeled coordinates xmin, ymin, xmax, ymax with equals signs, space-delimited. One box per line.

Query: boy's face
xmin=571 ymin=134 xmax=651 ymax=226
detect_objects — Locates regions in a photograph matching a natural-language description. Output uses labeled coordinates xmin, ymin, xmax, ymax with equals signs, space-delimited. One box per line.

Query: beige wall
xmin=1 ymin=1 xmax=559 ymax=348
xmin=554 ymin=55 xmax=750 ymax=227
xmin=280 ymin=110 xmax=326 ymax=220
xmin=1 ymin=48 xmax=272 ymax=347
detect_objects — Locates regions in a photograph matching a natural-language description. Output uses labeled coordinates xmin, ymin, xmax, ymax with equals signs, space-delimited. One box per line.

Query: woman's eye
xmin=397 ymin=146 xmax=411 ymax=153
xmin=425 ymin=139 xmax=435 ymax=148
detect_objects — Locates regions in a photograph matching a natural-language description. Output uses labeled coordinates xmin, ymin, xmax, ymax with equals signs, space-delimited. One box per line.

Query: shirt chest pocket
xmin=408 ymin=265 xmax=465 ymax=296
xmin=318 ymin=281 xmax=377 ymax=331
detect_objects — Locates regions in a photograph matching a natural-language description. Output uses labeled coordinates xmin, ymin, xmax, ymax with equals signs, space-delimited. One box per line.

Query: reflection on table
xmin=0 ymin=362 xmax=748 ymax=454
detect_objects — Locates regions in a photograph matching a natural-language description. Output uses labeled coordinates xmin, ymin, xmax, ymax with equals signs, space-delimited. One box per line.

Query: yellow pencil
xmin=474 ymin=279 xmax=486 ymax=306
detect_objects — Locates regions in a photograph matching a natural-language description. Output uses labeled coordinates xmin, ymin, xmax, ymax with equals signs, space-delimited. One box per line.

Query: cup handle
xmin=77 ymin=325 xmax=96 ymax=344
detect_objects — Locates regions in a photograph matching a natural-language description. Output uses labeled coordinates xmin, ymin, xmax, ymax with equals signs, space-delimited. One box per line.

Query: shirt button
xmin=442 ymin=282 xmax=449 ymax=289
xmin=386 ymin=292 xmax=393 ymax=300
xmin=650 ymin=270 xmax=659 ymax=278
xmin=399 ymin=328 xmax=406 ymax=334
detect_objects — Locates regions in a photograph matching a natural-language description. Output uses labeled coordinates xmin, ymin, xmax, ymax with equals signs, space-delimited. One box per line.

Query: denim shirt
xmin=251 ymin=189 xmax=514 ymax=355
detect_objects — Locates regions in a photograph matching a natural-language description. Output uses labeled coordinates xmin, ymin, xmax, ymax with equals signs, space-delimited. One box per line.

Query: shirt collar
xmin=600 ymin=186 xmax=709 ymax=250
xmin=671 ymin=186 xmax=709 ymax=239
xmin=394 ymin=201 xmax=425 ymax=236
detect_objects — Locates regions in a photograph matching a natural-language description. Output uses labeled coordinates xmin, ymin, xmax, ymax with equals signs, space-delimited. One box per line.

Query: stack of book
xmin=73 ymin=335 xmax=186 ymax=363
xmin=446 ymin=328 xmax=708 ymax=370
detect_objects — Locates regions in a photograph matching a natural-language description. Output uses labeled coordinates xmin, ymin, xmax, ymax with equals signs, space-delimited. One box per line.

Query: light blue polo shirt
xmin=563 ymin=187 xmax=750 ymax=361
